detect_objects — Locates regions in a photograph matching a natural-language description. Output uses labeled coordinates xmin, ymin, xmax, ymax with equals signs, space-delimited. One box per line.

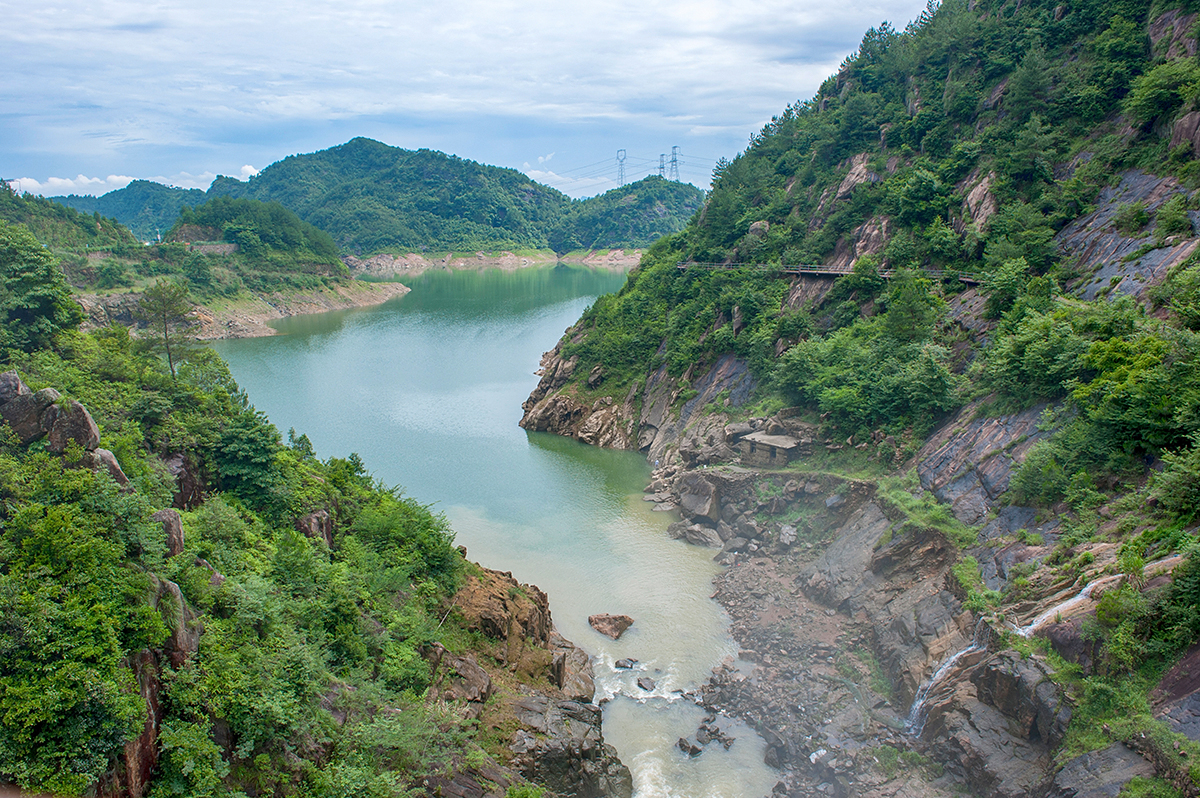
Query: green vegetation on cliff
xmin=0 ymin=218 xmax=535 ymax=796
xmin=566 ymin=0 xmax=1200 ymax=480
xmin=546 ymin=1 xmax=1200 ymax=789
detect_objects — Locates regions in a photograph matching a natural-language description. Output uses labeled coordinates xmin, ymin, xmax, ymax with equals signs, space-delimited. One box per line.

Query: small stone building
xmin=738 ymin=432 xmax=802 ymax=467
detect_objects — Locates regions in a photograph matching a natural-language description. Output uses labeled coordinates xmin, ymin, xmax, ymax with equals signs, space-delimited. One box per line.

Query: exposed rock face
xmin=1045 ymin=743 xmax=1154 ymax=798
xmin=588 ymin=614 xmax=634 ymax=640
xmin=962 ymin=172 xmax=999 ymax=231
xmin=510 ymin=697 xmax=633 ymax=798
xmin=153 ymin=509 xmax=185 ymax=557
xmin=1055 ymin=169 xmax=1199 ymax=301
xmin=1170 ymin=111 xmax=1200 ymax=156
xmin=520 ymin=338 xmax=637 ymax=449
xmin=43 ymin=398 xmax=102 ymax=452
xmin=454 ymin=566 xmax=552 ymax=654
xmin=1149 ymin=9 xmax=1199 ymax=60
xmin=550 ymin=632 xmax=596 ymax=702
xmin=1154 ymin=642 xmax=1200 ymax=742
xmin=295 ymin=508 xmax=333 ymax=547
xmin=916 ymin=400 xmax=1049 ymax=526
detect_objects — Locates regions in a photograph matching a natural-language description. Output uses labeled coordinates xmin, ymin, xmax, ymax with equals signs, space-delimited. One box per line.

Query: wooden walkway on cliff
xmin=676 ymin=261 xmax=982 ymax=285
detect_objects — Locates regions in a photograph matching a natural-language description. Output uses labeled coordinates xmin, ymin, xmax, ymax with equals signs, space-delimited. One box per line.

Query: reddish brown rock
xmin=153 ymin=509 xmax=185 ymax=557
xmin=454 ymin=566 xmax=551 ymax=653
xmin=0 ymin=370 xmax=29 ymax=404
xmin=588 ymin=613 xmax=634 ymax=640
xmin=94 ymin=448 xmax=130 ymax=486
xmin=43 ymin=399 xmax=101 ymax=452
xmin=295 ymin=508 xmax=333 ymax=547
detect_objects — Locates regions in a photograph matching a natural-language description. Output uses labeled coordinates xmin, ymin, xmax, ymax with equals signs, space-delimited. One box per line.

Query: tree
xmin=0 ymin=220 xmax=82 ymax=351
xmin=135 ymin=279 xmax=196 ymax=379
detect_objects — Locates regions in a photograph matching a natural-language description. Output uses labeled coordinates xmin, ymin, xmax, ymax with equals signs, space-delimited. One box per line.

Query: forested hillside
xmin=0 ymin=209 xmax=614 ymax=796
xmin=53 ymin=180 xmax=206 ymax=241
xmin=46 ymin=140 xmax=705 ymax=255
xmin=523 ymin=1 xmax=1200 ymax=794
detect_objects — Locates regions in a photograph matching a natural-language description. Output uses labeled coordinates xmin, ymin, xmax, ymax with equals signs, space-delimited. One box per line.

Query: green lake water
xmin=213 ymin=266 xmax=778 ymax=798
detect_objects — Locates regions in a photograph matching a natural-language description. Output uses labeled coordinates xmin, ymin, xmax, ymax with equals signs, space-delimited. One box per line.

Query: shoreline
xmin=343 ymin=248 xmax=642 ymax=277
xmin=77 ymin=252 xmax=639 ymax=341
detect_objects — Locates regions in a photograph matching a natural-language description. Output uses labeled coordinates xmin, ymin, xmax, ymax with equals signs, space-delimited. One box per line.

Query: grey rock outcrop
xmin=510 ymin=697 xmax=633 ymax=798
xmin=1044 ymin=743 xmax=1153 ymax=798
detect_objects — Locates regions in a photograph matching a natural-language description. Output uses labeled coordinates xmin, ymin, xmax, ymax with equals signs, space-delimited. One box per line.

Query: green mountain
xmin=524 ymin=2 xmax=1200 ymax=792
xmin=1 ymin=183 xmax=139 ymax=251
xmin=548 ymin=176 xmax=705 ymax=252
xmin=47 ymin=139 xmax=705 ymax=255
xmin=52 ymin=179 xmax=206 ymax=241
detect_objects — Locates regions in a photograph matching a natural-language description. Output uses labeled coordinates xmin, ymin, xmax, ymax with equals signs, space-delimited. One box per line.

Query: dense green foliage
xmin=0 ymin=315 xmax=488 ymax=796
xmin=47 ymin=141 xmax=704 ymax=257
xmin=547 ymin=176 xmax=704 ymax=253
xmin=1 ymin=188 xmax=350 ymax=298
xmin=207 ymin=138 xmax=570 ymax=253
xmin=52 ymin=180 xmax=206 ymax=242
xmin=0 ymin=216 xmax=522 ymax=796
xmin=0 ymin=220 xmax=84 ymax=351
xmin=1 ymin=184 xmax=138 ymax=252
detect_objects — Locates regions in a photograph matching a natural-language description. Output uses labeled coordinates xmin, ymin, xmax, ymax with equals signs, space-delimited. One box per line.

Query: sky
xmin=3 ymin=0 xmax=931 ymax=199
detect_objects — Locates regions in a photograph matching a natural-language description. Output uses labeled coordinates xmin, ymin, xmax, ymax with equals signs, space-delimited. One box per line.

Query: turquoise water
xmin=213 ymin=266 xmax=777 ymax=798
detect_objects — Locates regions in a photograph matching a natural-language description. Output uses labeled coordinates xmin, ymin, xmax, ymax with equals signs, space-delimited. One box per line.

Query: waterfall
xmin=1012 ymin=574 xmax=1123 ymax=638
xmin=905 ymin=622 xmax=987 ymax=736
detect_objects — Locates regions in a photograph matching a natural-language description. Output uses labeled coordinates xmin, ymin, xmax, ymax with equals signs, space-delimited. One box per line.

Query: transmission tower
xmin=616 ymin=149 xmax=627 ymax=186
xmin=668 ymin=146 xmax=680 ymax=181
xmin=658 ymin=154 xmax=666 ymax=178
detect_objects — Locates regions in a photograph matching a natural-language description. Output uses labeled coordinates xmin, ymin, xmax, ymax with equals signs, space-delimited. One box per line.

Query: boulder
xmin=0 ymin=387 xmax=59 ymax=444
xmin=550 ymin=631 xmax=595 ymax=702
xmin=677 ymin=472 xmax=720 ymax=521
xmin=43 ymin=399 xmax=101 ymax=452
xmin=94 ymin=449 xmax=130 ymax=486
xmin=440 ymin=652 xmax=495 ymax=705
xmin=1045 ymin=743 xmax=1153 ymax=798
xmin=676 ymin=737 xmax=702 ymax=757
xmin=153 ymin=509 xmax=185 ymax=557
xmin=0 ymin=371 xmax=29 ymax=404
xmin=589 ymin=613 xmax=634 ymax=640
xmin=637 ymin=676 xmax=656 ymax=692
xmin=683 ymin=523 xmax=723 ymax=548
xmin=614 ymin=658 xmax=638 ymax=669
xmin=510 ymin=696 xmax=633 ymax=798
xmin=295 ymin=508 xmax=333 ymax=548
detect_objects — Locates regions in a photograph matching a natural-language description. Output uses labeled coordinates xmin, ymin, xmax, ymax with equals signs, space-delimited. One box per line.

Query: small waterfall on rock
xmin=905 ymin=622 xmax=987 ymax=736
xmin=1013 ymin=574 xmax=1123 ymax=638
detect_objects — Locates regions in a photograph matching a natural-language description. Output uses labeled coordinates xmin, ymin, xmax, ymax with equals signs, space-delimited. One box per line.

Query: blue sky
xmin=3 ymin=0 xmax=930 ymax=198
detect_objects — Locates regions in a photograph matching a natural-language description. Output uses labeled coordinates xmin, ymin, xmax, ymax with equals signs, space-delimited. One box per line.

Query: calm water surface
xmin=213 ymin=266 xmax=777 ymax=798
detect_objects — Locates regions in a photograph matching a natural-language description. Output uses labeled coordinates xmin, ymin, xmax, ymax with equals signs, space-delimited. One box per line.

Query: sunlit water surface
xmin=213 ymin=266 xmax=777 ymax=797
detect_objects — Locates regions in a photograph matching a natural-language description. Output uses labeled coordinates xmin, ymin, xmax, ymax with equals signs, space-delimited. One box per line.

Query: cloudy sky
xmin=4 ymin=0 xmax=929 ymax=198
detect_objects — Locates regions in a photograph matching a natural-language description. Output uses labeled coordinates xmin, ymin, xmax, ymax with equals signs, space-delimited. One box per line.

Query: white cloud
xmin=1 ymin=0 xmax=933 ymax=185
xmin=6 ymin=174 xmax=135 ymax=196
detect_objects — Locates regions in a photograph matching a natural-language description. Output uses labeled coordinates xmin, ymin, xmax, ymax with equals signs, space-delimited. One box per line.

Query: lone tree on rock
xmin=136 ymin=279 xmax=196 ymax=379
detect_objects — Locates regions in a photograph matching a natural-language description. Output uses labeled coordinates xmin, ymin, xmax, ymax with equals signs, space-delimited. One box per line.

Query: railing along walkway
xmin=676 ymin=261 xmax=981 ymax=285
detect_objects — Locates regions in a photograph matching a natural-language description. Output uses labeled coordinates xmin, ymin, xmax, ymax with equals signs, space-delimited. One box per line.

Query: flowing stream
xmin=213 ymin=266 xmax=778 ymax=798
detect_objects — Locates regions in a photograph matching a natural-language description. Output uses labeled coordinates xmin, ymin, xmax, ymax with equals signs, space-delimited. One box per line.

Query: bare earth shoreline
xmin=76 ymin=249 xmax=642 ymax=341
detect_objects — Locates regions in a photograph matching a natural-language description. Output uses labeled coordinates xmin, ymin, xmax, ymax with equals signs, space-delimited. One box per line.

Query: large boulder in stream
xmin=588 ymin=613 xmax=634 ymax=640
